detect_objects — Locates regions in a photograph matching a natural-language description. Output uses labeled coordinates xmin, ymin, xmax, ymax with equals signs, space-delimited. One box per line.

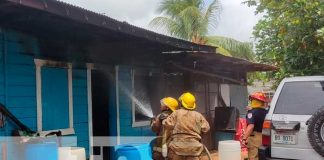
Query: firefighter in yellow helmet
xmin=163 ymin=92 xmax=210 ymax=160
xmin=243 ymin=92 xmax=268 ymax=160
xmin=151 ymin=97 xmax=179 ymax=160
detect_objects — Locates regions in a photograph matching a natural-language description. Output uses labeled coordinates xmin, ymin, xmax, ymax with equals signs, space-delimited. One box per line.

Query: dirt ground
xmin=200 ymin=151 xmax=248 ymax=160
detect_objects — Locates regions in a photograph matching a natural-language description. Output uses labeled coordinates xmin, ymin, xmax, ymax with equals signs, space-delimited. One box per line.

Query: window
xmin=229 ymin=84 xmax=248 ymax=115
xmin=208 ymin=82 xmax=218 ymax=110
xmin=274 ymin=81 xmax=324 ymax=115
xmin=35 ymin=59 xmax=74 ymax=135
xmin=131 ymin=69 xmax=158 ymax=127
xmin=193 ymin=80 xmax=207 ymax=114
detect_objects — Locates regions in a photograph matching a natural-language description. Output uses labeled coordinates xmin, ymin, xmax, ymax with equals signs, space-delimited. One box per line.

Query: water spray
xmin=118 ymin=81 xmax=154 ymax=118
xmin=94 ymin=68 xmax=154 ymax=118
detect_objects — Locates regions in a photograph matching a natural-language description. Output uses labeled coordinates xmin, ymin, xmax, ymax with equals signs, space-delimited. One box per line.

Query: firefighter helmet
xmin=249 ymin=92 xmax=267 ymax=108
xmin=249 ymin=92 xmax=268 ymax=102
xmin=178 ymin=92 xmax=196 ymax=110
xmin=161 ymin=97 xmax=178 ymax=112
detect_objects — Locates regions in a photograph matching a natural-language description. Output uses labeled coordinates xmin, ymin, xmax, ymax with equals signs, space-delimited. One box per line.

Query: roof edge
xmin=4 ymin=0 xmax=216 ymax=52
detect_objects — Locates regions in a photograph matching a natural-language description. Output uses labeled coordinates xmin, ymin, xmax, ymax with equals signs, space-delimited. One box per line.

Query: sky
xmin=61 ymin=0 xmax=261 ymax=42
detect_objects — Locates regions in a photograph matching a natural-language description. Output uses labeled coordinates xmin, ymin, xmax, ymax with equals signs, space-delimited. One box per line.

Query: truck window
xmin=274 ymin=81 xmax=324 ymax=115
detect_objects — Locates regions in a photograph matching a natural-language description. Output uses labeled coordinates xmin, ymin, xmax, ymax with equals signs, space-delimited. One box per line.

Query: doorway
xmin=91 ymin=70 xmax=111 ymax=160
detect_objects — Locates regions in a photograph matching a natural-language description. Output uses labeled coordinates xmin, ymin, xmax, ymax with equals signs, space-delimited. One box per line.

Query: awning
xmin=163 ymin=51 xmax=277 ymax=73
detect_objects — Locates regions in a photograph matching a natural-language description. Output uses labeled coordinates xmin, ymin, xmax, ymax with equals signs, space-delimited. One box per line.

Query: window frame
xmin=131 ymin=69 xmax=151 ymax=127
xmin=35 ymin=59 xmax=75 ymax=136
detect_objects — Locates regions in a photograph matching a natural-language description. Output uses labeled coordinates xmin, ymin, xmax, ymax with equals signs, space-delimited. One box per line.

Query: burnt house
xmin=0 ymin=0 xmax=275 ymax=159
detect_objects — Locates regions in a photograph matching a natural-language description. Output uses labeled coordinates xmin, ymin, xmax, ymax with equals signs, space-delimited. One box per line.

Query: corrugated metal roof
xmin=0 ymin=0 xmax=216 ymax=52
xmin=164 ymin=51 xmax=278 ymax=72
xmin=0 ymin=0 xmax=277 ymax=72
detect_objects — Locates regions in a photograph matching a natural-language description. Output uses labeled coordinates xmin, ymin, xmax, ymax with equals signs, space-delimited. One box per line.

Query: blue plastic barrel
xmin=115 ymin=143 xmax=152 ymax=160
xmin=25 ymin=142 xmax=58 ymax=160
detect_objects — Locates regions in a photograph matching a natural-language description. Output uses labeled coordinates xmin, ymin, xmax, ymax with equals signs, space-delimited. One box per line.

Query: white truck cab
xmin=263 ymin=76 xmax=324 ymax=160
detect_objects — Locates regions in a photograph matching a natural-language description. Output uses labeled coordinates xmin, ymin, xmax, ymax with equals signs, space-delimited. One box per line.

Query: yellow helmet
xmin=249 ymin=92 xmax=267 ymax=108
xmin=250 ymin=99 xmax=265 ymax=108
xmin=178 ymin=92 xmax=196 ymax=110
xmin=161 ymin=97 xmax=178 ymax=112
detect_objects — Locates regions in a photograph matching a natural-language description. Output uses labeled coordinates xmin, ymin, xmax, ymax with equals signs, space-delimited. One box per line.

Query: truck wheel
xmin=307 ymin=107 xmax=324 ymax=157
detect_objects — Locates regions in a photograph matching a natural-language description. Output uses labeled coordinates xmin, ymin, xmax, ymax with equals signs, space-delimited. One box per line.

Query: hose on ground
xmin=203 ymin=144 xmax=212 ymax=160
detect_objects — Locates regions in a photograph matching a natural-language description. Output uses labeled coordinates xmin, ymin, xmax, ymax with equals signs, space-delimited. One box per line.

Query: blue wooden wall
xmin=0 ymin=28 xmax=156 ymax=159
xmin=0 ymin=28 xmax=6 ymax=137
xmin=2 ymin=29 xmax=39 ymax=135
xmin=0 ymin=28 xmax=89 ymax=157
xmin=72 ymin=69 xmax=89 ymax=156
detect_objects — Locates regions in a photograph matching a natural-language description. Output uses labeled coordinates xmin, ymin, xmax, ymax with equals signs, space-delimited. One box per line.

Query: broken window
xmin=132 ymin=69 xmax=162 ymax=127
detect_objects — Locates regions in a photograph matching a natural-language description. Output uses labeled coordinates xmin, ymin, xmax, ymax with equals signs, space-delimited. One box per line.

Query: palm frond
xmin=203 ymin=0 xmax=221 ymax=31
xmin=207 ymin=36 xmax=255 ymax=61
xmin=150 ymin=0 xmax=222 ymax=42
xmin=158 ymin=0 xmax=190 ymax=18
xmin=149 ymin=16 xmax=188 ymax=39
xmin=216 ymin=46 xmax=232 ymax=56
xmin=177 ymin=6 xmax=204 ymax=38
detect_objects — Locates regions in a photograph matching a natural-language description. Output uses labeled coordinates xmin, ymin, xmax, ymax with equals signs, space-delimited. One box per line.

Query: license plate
xmin=273 ymin=133 xmax=296 ymax=145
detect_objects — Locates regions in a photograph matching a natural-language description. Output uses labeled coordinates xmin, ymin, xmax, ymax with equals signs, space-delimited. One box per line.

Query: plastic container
xmin=218 ymin=140 xmax=241 ymax=160
xmin=215 ymin=131 xmax=235 ymax=150
xmin=59 ymin=147 xmax=86 ymax=160
xmin=25 ymin=142 xmax=58 ymax=160
xmin=115 ymin=143 xmax=152 ymax=160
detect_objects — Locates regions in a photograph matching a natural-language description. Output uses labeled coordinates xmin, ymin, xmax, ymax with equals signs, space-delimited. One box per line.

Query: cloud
xmin=211 ymin=0 xmax=261 ymax=42
xmin=61 ymin=0 xmax=259 ymax=42
xmin=62 ymin=0 xmax=161 ymax=28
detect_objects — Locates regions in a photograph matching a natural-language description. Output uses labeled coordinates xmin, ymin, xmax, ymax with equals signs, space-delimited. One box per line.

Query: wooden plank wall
xmin=72 ymin=69 xmax=90 ymax=156
xmin=0 ymin=28 xmax=90 ymax=157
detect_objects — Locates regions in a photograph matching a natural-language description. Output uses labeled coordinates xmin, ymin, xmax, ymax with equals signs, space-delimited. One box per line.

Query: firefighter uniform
xmin=244 ymin=92 xmax=268 ymax=160
xmin=246 ymin=108 xmax=267 ymax=160
xmin=152 ymin=110 xmax=173 ymax=160
xmin=151 ymin=97 xmax=179 ymax=160
xmin=163 ymin=93 xmax=210 ymax=160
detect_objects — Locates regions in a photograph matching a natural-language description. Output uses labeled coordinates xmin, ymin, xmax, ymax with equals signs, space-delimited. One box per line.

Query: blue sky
xmin=61 ymin=0 xmax=260 ymax=42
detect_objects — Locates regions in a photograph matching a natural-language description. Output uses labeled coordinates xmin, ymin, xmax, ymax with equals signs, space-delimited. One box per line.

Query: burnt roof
xmin=0 ymin=0 xmax=215 ymax=52
xmin=163 ymin=51 xmax=277 ymax=73
xmin=0 ymin=0 xmax=277 ymax=72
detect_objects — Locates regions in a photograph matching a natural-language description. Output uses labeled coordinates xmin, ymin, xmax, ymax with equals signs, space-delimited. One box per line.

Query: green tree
xmin=317 ymin=27 xmax=324 ymax=41
xmin=150 ymin=0 xmax=257 ymax=60
xmin=207 ymin=36 xmax=269 ymax=85
xmin=149 ymin=0 xmax=221 ymax=43
xmin=207 ymin=36 xmax=255 ymax=61
xmin=245 ymin=0 xmax=324 ymax=84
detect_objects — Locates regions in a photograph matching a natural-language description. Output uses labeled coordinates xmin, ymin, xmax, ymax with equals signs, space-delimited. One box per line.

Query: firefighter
xmin=151 ymin=97 xmax=179 ymax=160
xmin=163 ymin=92 xmax=210 ymax=160
xmin=243 ymin=92 xmax=268 ymax=160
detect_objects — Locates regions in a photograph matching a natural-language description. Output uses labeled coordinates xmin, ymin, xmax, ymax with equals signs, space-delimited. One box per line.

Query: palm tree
xmin=207 ymin=36 xmax=255 ymax=61
xmin=149 ymin=0 xmax=255 ymax=61
xmin=149 ymin=0 xmax=221 ymax=43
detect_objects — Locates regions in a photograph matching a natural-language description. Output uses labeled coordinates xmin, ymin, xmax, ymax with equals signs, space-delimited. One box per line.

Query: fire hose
xmin=203 ymin=144 xmax=212 ymax=160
